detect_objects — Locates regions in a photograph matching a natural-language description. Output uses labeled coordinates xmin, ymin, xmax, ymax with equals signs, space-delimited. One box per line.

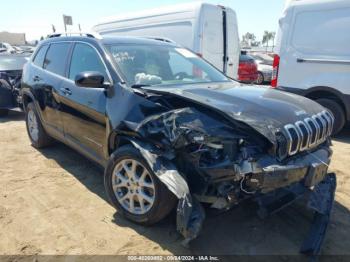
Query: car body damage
xmin=111 ymin=83 xmax=336 ymax=253
xmin=131 ymin=139 xmax=205 ymax=245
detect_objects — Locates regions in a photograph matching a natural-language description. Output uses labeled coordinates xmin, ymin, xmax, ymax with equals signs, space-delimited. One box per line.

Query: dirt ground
xmin=1 ymin=111 xmax=350 ymax=259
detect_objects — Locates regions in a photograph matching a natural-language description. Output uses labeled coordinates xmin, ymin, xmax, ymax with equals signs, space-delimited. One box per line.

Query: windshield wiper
xmin=131 ymin=84 xmax=151 ymax=89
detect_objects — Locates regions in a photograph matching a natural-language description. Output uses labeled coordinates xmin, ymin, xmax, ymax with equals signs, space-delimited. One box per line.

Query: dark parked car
xmin=238 ymin=53 xmax=258 ymax=84
xmin=0 ymin=54 xmax=30 ymax=116
xmin=21 ymin=35 xmax=336 ymax=254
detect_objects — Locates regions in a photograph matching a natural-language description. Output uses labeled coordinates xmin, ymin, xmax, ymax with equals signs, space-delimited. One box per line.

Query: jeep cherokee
xmin=21 ymin=35 xmax=336 ymax=254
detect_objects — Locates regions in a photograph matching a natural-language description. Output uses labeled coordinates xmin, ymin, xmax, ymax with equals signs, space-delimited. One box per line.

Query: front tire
xmin=104 ymin=145 xmax=177 ymax=225
xmin=0 ymin=109 xmax=8 ymax=117
xmin=25 ymin=102 xmax=53 ymax=148
xmin=316 ymin=98 xmax=345 ymax=135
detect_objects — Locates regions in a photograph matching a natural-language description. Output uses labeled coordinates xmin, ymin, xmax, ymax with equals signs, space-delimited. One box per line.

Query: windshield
xmin=106 ymin=44 xmax=230 ymax=87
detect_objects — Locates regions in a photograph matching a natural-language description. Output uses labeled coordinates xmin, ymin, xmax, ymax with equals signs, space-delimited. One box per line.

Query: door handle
xmin=33 ymin=75 xmax=41 ymax=82
xmin=60 ymin=87 xmax=72 ymax=96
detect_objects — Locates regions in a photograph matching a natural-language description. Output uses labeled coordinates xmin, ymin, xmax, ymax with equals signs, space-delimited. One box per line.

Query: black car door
xmin=31 ymin=42 xmax=71 ymax=138
xmin=59 ymin=42 xmax=109 ymax=164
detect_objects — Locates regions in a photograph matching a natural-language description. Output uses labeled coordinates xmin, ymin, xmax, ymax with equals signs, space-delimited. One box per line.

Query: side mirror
xmin=75 ymin=71 xmax=105 ymax=88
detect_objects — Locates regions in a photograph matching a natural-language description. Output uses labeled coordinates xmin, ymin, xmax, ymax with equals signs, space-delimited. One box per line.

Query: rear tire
xmin=25 ymin=102 xmax=53 ymax=148
xmin=104 ymin=145 xmax=177 ymax=225
xmin=0 ymin=109 xmax=9 ymax=117
xmin=316 ymin=98 xmax=345 ymax=135
xmin=256 ymin=72 xmax=264 ymax=85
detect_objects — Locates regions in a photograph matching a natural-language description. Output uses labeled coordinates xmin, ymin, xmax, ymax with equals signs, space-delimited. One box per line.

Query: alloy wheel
xmin=256 ymin=73 xmax=264 ymax=84
xmin=27 ymin=109 xmax=39 ymax=142
xmin=112 ymin=159 xmax=156 ymax=215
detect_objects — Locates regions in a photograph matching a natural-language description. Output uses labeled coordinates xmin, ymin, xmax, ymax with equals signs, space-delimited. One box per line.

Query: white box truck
xmin=92 ymin=2 xmax=240 ymax=79
xmin=272 ymin=0 xmax=350 ymax=134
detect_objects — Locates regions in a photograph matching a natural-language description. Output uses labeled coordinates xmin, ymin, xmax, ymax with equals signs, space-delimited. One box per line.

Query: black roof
xmin=39 ymin=35 xmax=176 ymax=47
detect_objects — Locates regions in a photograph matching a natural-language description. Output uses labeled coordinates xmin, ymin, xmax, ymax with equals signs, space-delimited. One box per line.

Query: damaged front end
xmin=115 ymin=100 xmax=336 ymax=254
xmin=0 ymin=72 xmax=22 ymax=111
xmin=0 ymin=54 xmax=28 ymax=112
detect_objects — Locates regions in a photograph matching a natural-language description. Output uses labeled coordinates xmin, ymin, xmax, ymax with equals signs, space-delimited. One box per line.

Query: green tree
xmin=271 ymin=31 xmax=276 ymax=48
xmin=262 ymin=30 xmax=270 ymax=49
xmin=262 ymin=31 xmax=276 ymax=51
xmin=242 ymin=32 xmax=257 ymax=47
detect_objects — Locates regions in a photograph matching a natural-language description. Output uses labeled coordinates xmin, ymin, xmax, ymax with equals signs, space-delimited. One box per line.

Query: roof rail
xmin=48 ymin=32 xmax=102 ymax=39
xmin=143 ymin=37 xmax=176 ymax=44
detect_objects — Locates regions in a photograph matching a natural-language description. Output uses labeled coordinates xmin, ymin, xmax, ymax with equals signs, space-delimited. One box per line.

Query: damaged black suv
xmin=21 ymin=35 xmax=336 ymax=254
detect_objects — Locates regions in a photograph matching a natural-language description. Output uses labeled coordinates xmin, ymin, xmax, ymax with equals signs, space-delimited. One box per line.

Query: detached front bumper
xmin=241 ymin=146 xmax=336 ymax=256
xmin=241 ymin=146 xmax=332 ymax=194
xmin=253 ymin=171 xmax=336 ymax=256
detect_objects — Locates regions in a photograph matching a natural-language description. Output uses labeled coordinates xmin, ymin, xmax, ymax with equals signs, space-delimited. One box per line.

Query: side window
xmin=69 ymin=43 xmax=108 ymax=81
xmin=43 ymin=43 xmax=70 ymax=76
xmin=33 ymin=45 xmax=48 ymax=68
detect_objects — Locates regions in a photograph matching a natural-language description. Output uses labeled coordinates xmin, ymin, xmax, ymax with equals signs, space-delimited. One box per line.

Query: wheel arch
xmin=21 ymin=90 xmax=46 ymax=124
xmin=304 ymin=86 xmax=349 ymax=121
xmin=22 ymin=92 xmax=34 ymax=111
xmin=108 ymin=131 xmax=134 ymax=156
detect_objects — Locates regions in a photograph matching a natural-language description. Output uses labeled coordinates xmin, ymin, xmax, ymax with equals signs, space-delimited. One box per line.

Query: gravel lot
xmin=1 ymin=111 xmax=350 ymax=259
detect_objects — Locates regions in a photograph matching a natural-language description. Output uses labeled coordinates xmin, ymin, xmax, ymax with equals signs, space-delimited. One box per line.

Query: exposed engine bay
xmin=0 ymin=70 xmax=22 ymax=107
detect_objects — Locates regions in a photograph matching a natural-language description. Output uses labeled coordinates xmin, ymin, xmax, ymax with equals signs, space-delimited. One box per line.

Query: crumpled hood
xmin=143 ymin=82 xmax=326 ymax=143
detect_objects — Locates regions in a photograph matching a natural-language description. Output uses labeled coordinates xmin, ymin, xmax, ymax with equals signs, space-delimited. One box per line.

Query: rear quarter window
xmin=43 ymin=43 xmax=71 ymax=76
xmin=291 ymin=8 xmax=350 ymax=57
xmin=33 ymin=45 xmax=48 ymax=67
xmin=240 ymin=54 xmax=254 ymax=62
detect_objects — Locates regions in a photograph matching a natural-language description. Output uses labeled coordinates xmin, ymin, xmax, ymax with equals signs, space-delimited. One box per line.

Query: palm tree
xmin=271 ymin=32 xmax=276 ymax=50
xmin=262 ymin=31 xmax=276 ymax=51
xmin=262 ymin=31 xmax=270 ymax=51
xmin=243 ymin=32 xmax=256 ymax=47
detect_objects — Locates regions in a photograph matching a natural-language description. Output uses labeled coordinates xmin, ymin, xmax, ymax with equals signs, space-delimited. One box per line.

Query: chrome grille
xmin=323 ymin=111 xmax=334 ymax=135
xmin=285 ymin=124 xmax=301 ymax=155
xmin=281 ymin=110 xmax=334 ymax=157
xmin=304 ymin=117 xmax=318 ymax=147
xmin=295 ymin=121 xmax=310 ymax=151
xmin=313 ymin=115 xmax=326 ymax=141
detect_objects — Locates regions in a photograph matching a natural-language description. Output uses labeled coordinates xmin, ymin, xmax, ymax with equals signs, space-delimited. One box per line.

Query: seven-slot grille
xmin=282 ymin=110 xmax=334 ymax=157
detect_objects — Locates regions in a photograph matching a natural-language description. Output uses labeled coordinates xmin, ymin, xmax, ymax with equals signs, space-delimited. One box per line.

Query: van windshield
xmin=105 ymin=44 xmax=230 ymax=87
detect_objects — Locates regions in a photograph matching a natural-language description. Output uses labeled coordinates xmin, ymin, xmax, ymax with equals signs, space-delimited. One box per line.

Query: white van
xmin=93 ymin=2 xmax=240 ymax=79
xmin=272 ymin=0 xmax=350 ymax=134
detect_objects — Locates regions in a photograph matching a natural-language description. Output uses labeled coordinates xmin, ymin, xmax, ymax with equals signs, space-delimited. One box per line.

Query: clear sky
xmin=0 ymin=0 xmax=286 ymax=41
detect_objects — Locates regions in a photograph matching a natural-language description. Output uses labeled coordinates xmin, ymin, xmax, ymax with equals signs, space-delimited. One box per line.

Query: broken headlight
xmin=276 ymin=131 xmax=288 ymax=160
xmin=186 ymin=131 xmax=239 ymax=166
